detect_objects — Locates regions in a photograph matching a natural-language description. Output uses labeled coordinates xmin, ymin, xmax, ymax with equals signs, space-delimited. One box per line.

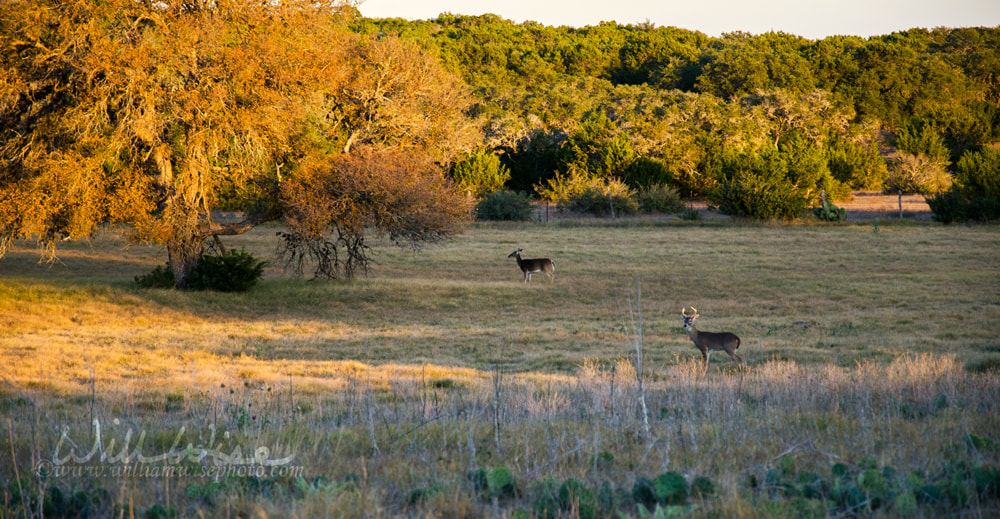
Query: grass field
xmin=1 ymin=219 xmax=999 ymax=517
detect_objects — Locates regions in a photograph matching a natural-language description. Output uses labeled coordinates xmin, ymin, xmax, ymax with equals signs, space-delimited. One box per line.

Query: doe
xmin=507 ymin=249 xmax=554 ymax=283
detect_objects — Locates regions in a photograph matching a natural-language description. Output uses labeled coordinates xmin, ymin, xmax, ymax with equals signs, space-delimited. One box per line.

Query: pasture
xmin=1 ymin=219 xmax=999 ymax=517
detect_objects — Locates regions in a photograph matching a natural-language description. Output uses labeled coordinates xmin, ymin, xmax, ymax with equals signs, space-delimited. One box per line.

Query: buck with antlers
xmin=680 ymin=307 xmax=744 ymax=366
xmin=507 ymin=249 xmax=555 ymax=283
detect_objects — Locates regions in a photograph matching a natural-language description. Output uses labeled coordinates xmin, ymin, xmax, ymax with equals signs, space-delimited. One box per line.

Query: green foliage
xmin=632 ymin=477 xmax=658 ymax=510
xmin=185 ymin=250 xmax=267 ymax=292
xmin=475 ymin=190 xmax=536 ymax=221
xmin=710 ymin=169 xmax=807 ymax=219
xmin=955 ymin=147 xmax=1000 ymax=198
xmin=637 ymin=184 xmax=686 ymax=214
xmin=487 ymin=466 xmax=516 ymax=498
xmin=540 ymin=169 xmax=638 ymax=216
xmin=826 ymin=135 xmax=888 ymax=190
xmin=895 ymin=122 xmax=952 ymax=164
xmin=926 ymin=188 xmax=1000 ymax=223
xmin=929 ymin=147 xmax=1000 ymax=222
xmin=568 ymin=183 xmax=639 ymax=217
xmin=557 ymin=479 xmax=598 ymax=519
xmin=144 ymin=504 xmax=177 ymax=519
xmin=452 ymin=148 xmax=512 ymax=197
xmin=135 ymin=265 xmax=178 ymax=289
xmin=653 ymin=472 xmax=689 ymax=505
xmin=813 ymin=200 xmax=847 ymax=222
xmin=624 ymin=157 xmax=673 ymax=190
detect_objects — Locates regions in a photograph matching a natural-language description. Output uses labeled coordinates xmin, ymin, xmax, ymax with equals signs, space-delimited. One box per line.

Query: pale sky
xmin=357 ymin=0 xmax=1000 ymax=40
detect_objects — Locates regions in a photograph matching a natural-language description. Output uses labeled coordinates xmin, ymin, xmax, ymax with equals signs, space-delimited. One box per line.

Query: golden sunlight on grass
xmin=2 ymin=222 xmax=999 ymax=518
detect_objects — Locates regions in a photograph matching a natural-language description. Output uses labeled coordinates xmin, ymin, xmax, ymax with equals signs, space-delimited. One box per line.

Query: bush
xmin=927 ymin=190 xmax=1000 ymax=223
xmin=568 ymin=181 xmax=638 ymax=217
xmin=637 ymin=184 xmax=685 ymax=214
xmin=709 ymin=170 xmax=807 ymax=220
xmin=135 ymin=265 xmax=177 ymax=289
xmin=185 ymin=250 xmax=267 ymax=292
xmin=653 ymin=472 xmax=689 ymax=505
xmin=623 ymin=156 xmax=672 ymax=189
xmin=452 ymin=148 xmax=511 ymax=198
xmin=955 ymin=147 xmax=1000 ymax=198
xmin=475 ymin=190 xmax=536 ymax=221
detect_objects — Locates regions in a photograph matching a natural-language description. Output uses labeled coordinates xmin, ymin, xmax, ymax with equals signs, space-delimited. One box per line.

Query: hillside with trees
xmin=355 ymin=16 xmax=1000 ymax=220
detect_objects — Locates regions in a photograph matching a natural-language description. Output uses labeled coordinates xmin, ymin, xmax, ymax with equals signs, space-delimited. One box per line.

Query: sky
xmin=356 ymin=0 xmax=1000 ymax=40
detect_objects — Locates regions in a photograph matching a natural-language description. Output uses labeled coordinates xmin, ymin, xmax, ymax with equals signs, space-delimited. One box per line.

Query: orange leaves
xmin=279 ymin=148 xmax=472 ymax=278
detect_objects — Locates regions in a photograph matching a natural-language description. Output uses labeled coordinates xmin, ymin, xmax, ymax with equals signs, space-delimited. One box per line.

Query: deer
xmin=680 ymin=307 xmax=744 ymax=367
xmin=507 ymin=248 xmax=555 ymax=283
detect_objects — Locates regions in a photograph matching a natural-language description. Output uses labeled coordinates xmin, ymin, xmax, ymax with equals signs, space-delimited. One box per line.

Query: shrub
xmin=929 ymin=147 xmax=1000 ymax=223
xmin=185 ymin=250 xmax=267 ymax=292
xmin=452 ymin=148 xmax=511 ymax=197
xmin=475 ymin=190 xmax=535 ymax=221
xmin=653 ymin=471 xmax=689 ymax=505
xmin=135 ymin=265 xmax=177 ymax=289
xmin=680 ymin=207 xmax=702 ymax=221
xmin=637 ymin=184 xmax=685 ymax=214
xmin=927 ymin=190 xmax=1000 ymax=223
xmin=623 ymin=156 xmax=672 ymax=189
xmin=568 ymin=181 xmax=638 ymax=216
xmin=955 ymin=147 xmax=1000 ymax=199
xmin=709 ymin=170 xmax=807 ymax=220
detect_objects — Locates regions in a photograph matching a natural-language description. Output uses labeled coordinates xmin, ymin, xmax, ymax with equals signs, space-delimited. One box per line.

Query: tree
xmin=0 ymin=0 xmax=476 ymax=286
xmin=278 ymin=148 xmax=471 ymax=279
xmin=451 ymin=148 xmax=511 ymax=198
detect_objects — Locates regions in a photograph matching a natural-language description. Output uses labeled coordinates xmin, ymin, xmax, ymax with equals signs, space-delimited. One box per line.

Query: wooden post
xmin=898 ymin=189 xmax=903 ymax=218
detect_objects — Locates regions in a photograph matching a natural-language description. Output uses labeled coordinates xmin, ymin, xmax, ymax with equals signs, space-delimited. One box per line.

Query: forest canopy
xmin=0 ymin=0 xmax=477 ymax=284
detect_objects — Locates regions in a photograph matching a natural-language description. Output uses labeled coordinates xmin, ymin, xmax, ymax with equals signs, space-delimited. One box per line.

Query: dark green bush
xmin=557 ymin=479 xmax=597 ymax=519
xmin=927 ymin=191 xmax=1000 ymax=223
xmin=623 ymin=156 xmax=672 ymax=189
xmin=637 ymin=183 xmax=686 ymax=214
xmin=135 ymin=265 xmax=177 ymax=289
xmin=653 ymin=471 xmax=689 ymax=505
xmin=185 ymin=250 xmax=267 ymax=292
xmin=475 ymin=190 xmax=535 ymax=221
xmin=926 ymin=190 xmax=966 ymax=223
xmin=709 ymin=170 xmax=807 ymax=220
xmin=631 ymin=477 xmax=657 ymax=509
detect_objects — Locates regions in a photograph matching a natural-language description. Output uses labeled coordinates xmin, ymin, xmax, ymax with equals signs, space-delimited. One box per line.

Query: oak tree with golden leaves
xmin=0 ymin=0 xmax=477 ymax=285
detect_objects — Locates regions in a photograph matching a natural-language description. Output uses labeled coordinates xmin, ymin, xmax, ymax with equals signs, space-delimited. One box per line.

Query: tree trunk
xmin=167 ymin=230 xmax=206 ymax=289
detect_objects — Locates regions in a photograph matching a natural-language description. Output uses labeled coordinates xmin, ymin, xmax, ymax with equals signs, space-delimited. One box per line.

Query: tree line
xmin=354 ymin=15 xmax=1000 ymax=219
xmin=2 ymin=2 xmax=998 ymax=286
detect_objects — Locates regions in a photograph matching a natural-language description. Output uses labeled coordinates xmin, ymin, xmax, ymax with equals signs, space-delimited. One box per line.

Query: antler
xmin=681 ymin=307 xmax=699 ymax=318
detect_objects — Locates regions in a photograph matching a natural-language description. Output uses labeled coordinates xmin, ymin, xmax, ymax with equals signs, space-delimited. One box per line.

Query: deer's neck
xmin=685 ymin=324 xmax=699 ymax=340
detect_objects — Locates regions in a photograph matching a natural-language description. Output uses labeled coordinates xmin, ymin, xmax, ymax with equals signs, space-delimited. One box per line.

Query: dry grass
xmin=1 ymin=220 xmax=999 ymax=517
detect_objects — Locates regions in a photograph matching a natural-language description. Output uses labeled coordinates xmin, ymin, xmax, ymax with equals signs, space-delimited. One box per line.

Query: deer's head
xmin=507 ymin=249 xmax=523 ymax=259
xmin=680 ymin=307 xmax=700 ymax=329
